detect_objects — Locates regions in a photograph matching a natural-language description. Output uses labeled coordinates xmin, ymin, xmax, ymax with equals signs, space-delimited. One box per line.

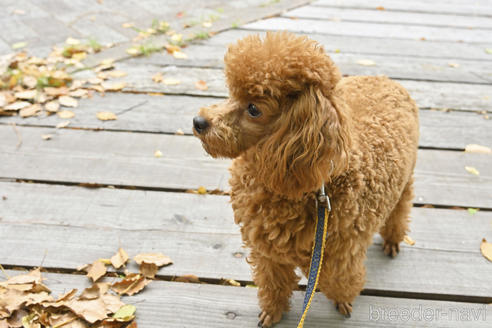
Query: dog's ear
xmin=255 ymin=86 xmax=351 ymax=199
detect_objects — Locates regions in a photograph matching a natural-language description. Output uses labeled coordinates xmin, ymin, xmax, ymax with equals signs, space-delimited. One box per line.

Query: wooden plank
xmin=3 ymin=270 xmax=491 ymax=327
xmin=201 ymin=29 xmax=492 ymax=61
xmin=0 ymin=126 xmax=491 ymax=208
xmin=1 ymin=210 xmax=491 ymax=298
xmin=243 ymin=17 xmax=492 ymax=43
xmin=73 ymin=64 xmax=492 ymax=112
xmin=129 ymin=48 xmax=492 ymax=84
xmin=2 ymin=94 xmax=491 ymax=150
xmin=286 ymin=5 xmax=492 ymax=29
xmin=1 ymin=181 xmax=490 ymax=252
xmin=314 ymin=0 xmax=492 ymax=17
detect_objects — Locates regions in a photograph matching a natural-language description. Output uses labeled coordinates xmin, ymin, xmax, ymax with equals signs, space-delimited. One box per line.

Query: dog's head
xmin=193 ymin=32 xmax=350 ymax=198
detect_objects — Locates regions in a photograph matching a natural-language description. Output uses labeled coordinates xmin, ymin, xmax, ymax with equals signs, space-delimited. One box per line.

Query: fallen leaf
xmin=480 ymin=238 xmax=492 ymax=261
xmin=448 ymin=62 xmax=459 ymax=68
xmin=108 ymin=70 xmax=127 ymax=78
xmin=59 ymin=95 xmax=78 ymax=108
xmin=194 ymin=80 xmax=208 ymax=91
xmin=101 ymin=293 xmax=125 ymax=313
xmin=154 ymin=150 xmax=162 ymax=158
xmin=86 ymin=260 xmax=107 ymax=282
xmin=14 ymin=90 xmax=37 ymax=100
xmin=174 ymin=274 xmax=200 ymax=283
xmin=356 ymin=59 xmax=376 ymax=66
xmin=88 ymin=77 xmax=103 ymax=85
xmin=403 ymin=235 xmax=415 ymax=246
xmin=175 ymin=128 xmax=184 ymax=135
xmin=112 ymin=304 xmax=136 ymax=321
xmin=44 ymin=101 xmax=60 ymax=113
xmin=172 ymin=51 xmax=187 ymax=59
xmin=22 ymin=76 xmax=38 ymax=89
xmin=101 ymin=81 xmax=127 ymax=91
xmin=376 ymin=6 xmax=385 ymax=10
xmin=0 ymin=268 xmax=42 ymax=285
xmin=96 ymin=111 xmax=117 ymax=121
xmin=465 ymin=166 xmax=480 ymax=175
xmin=111 ymin=273 xmax=150 ymax=296
xmin=126 ymin=47 xmax=141 ymax=56
xmin=465 ymin=144 xmax=491 ymax=154
xmin=170 ymin=34 xmax=183 ymax=44
xmin=224 ymin=279 xmax=240 ymax=286
xmin=122 ymin=22 xmax=135 ymax=28
xmin=69 ymin=89 xmax=89 ymax=98
xmin=468 ymin=208 xmax=479 ymax=215
xmin=202 ymin=21 xmax=212 ymax=28
xmin=485 ymin=48 xmax=492 ymax=55
xmin=110 ymin=248 xmax=129 ymax=269
xmin=79 ymin=283 xmax=109 ymax=300
xmin=4 ymin=101 xmax=31 ymax=111
xmin=134 ymin=253 xmax=172 ymax=267
xmin=41 ymin=134 xmax=53 ymax=140
xmin=44 ymin=87 xmax=69 ymax=97
xmin=56 ymin=120 xmax=71 ymax=129
xmin=12 ymin=42 xmax=27 ymax=50
xmin=139 ymin=262 xmax=158 ymax=278
xmin=67 ymin=298 xmax=107 ymax=323
xmin=163 ymin=78 xmax=181 ymax=85
xmin=20 ymin=104 xmax=41 ymax=117
xmin=65 ymin=37 xmax=81 ymax=45
xmin=197 ymin=186 xmax=207 ymax=194
xmin=57 ymin=110 xmax=75 ymax=119
xmin=152 ymin=72 xmax=164 ymax=83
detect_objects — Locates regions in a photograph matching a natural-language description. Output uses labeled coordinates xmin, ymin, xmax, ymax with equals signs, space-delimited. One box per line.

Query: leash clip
xmin=317 ymin=183 xmax=331 ymax=211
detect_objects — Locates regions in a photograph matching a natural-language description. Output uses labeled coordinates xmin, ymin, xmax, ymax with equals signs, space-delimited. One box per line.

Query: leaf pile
xmin=0 ymin=248 xmax=173 ymax=328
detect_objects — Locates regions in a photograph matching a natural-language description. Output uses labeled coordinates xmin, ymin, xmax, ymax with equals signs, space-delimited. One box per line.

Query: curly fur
xmin=194 ymin=32 xmax=419 ymax=326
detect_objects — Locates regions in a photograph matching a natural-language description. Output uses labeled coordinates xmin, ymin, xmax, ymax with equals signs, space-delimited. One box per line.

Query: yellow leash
xmin=297 ymin=189 xmax=330 ymax=328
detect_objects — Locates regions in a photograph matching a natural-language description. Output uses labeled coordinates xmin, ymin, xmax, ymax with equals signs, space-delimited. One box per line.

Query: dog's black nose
xmin=193 ymin=116 xmax=209 ymax=134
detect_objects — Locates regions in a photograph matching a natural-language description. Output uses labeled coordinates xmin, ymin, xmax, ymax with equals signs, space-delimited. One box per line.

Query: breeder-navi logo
xmin=369 ymin=304 xmax=487 ymax=322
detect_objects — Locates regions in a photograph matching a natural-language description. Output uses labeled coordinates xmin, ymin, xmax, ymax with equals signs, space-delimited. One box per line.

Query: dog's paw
xmin=257 ymin=310 xmax=282 ymax=327
xmin=335 ymin=302 xmax=353 ymax=318
xmin=383 ymin=241 xmax=400 ymax=258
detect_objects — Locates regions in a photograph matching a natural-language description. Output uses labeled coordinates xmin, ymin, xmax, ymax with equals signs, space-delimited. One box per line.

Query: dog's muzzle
xmin=193 ymin=116 xmax=209 ymax=134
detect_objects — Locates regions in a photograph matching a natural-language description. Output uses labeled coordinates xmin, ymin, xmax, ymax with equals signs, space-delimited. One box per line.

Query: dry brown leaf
xmin=111 ymin=274 xmax=150 ymax=296
xmin=224 ymin=279 xmax=240 ymax=286
xmin=448 ymin=62 xmax=460 ymax=68
xmin=80 ymin=283 xmax=109 ymax=300
xmin=403 ymin=235 xmax=416 ymax=246
xmin=86 ymin=260 xmax=107 ymax=282
xmin=110 ymin=248 xmax=129 ymax=269
xmin=194 ymin=80 xmax=208 ymax=91
xmin=108 ymin=71 xmax=127 ymax=78
xmin=134 ymin=253 xmax=172 ymax=267
xmin=151 ymin=73 xmax=163 ymax=83
xmin=44 ymin=101 xmax=60 ymax=113
xmin=139 ymin=263 xmax=158 ymax=279
xmin=67 ymin=298 xmax=107 ymax=323
xmin=59 ymin=96 xmax=78 ymax=108
xmin=22 ymin=76 xmax=37 ymax=89
xmin=0 ymin=268 xmax=42 ymax=286
xmin=465 ymin=144 xmax=491 ymax=154
xmin=96 ymin=111 xmax=117 ymax=121
xmin=4 ymin=101 xmax=31 ymax=111
xmin=69 ymin=89 xmax=89 ymax=98
xmin=6 ymin=309 xmax=28 ymax=327
xmin=101 ymin=293 xmax=125 ymax=314
xmin=14 ymin=90 xmax=37 ymax=100
xmin=19 ymin=104 xmax=41 ymax=118
xmin=56 ymin=120 xmax=71 ymax=129
xmin=57 ymin=110 xmax=75 ymax=119
xmin=162 ymin=78 xmax=181 ymax=85
xmin=197 ymin=186 xmax=206 ymax=194
xmin=174 ymin=274 xmax=200 ymax=283
xmin=101 ymin=82 xmax=126 ymax=91
xmin=89 ymin=77 xmax=103 ymax=85
xmin=480 ymin=238 xmax=492 ymax=262
xmin=44 ymin=87 xmax=69 ymax=97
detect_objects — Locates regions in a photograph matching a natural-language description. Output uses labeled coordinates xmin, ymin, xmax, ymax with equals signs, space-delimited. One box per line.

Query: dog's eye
xmin=247 ymin=103 xmax=262 ymax=117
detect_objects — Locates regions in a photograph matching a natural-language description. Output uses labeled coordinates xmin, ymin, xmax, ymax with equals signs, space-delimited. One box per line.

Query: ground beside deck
xmin=1 ymin=0 xmax=492 ymax=327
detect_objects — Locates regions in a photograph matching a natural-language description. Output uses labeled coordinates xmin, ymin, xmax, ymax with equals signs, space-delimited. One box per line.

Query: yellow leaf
xmin=175 ymin=128 xmax=184 ymax=135
xmin=96 ymin=111 xmax=117 ymax=121
xmin=480 ymin=238 xmax=492 ymax=261
xmin=154 ymin=150 xmax=163 ymax=158
xmin=122 ymin=22 xmax=135 ymax=28
xmin=12 ymin=41 xmax=27 ymax=49
xmin=65 ymin=37 xmax=81 ymax=45
xmin=170 ymin=34 xmax=183 ymax=43
xmin=465 ymin=144 xmax=491 ymax=154
xmin=465 ymin=166 xmax=480 ymax=175
xmin=113 ymin=304 xmax=136 ymax=321
xmin=72 ymin=52 xmax=87 ymax=61
xmin=448 ymin=62 xmax=459 ymax=68
xmin=202 ymin=21 xmax=212 ymax=28
xmin=101 ymin=81 xmax=127 ymax=91
xmin=58 ymin=110 xmax=75 ymax=119
xmin=403 ymin=235 xmax=415 ymax=246
xmin=468 ymin=208 xmax=478 ymax=215
xmin=225 ymin=279 xmax=240 ymax=286
xmin=45 ymin=101 xmax=60 ymax=113
xmin=197 ymin=186 xmax=207 ymax=194
xmin=108 ymin=70 xmax=127 ymax=78
xmin=163 ymin=78 xmax=181 ymax=85
xmin=152 ymin=72 xmax=164 ymax=83
xmin=356 ymin=59 xmax=376 ymax=66
xmin=126 ymin=47 xmax=141 ymax=56
xmin=195 ymin=80 xmax=208 ymax=91
xmin=172 ymin=51 xmax=187 ymax=59
xmin=58 ymin=95 xmax=78 ymax=108
xmin=56 ymin=121 xmax=71 ymax=129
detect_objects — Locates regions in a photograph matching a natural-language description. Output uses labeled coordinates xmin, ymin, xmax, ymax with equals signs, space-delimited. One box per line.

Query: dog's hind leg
xmin=380 ymin=177 xmax=414 ymax=258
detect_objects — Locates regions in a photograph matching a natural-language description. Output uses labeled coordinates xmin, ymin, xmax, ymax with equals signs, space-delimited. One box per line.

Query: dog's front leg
xmin=249 ymin=250 xmax=299 ymax=327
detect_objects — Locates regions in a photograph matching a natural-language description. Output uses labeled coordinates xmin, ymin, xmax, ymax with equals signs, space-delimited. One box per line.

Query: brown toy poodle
xmin=193 ymin=32 xmax=419 ymax=327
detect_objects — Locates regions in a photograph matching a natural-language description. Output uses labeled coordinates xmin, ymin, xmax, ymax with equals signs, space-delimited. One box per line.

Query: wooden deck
xmin=1 ymin=0 xmax=492 ymax=326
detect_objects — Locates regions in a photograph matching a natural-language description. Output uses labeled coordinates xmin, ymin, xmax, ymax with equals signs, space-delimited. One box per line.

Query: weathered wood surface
xmin=314 ymin=0 xmax=492 ymax=17
xmin=2 ymin=93 xmax=491 ymax=150
xmin=286 ymin=5 xmax=492 ymax=29
xmin=207 ymin=29 xmax=492 ymax=61
xmin=1 ymin=181 xmax=490 ymax=252
xmin=1 ymin=126 xmax=491 ymax=208
xmin=73 ymin=64 xmax=492 ymax=112
xmin=244 ymin=17 xmax=492 ymax=43
xmin=1 ymin=200 xmax=492 ymax=298
xmin=123 ymin=45 xmax=492 ymax=84
xmin=4 ymin=270 xmax=491 ymax=327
